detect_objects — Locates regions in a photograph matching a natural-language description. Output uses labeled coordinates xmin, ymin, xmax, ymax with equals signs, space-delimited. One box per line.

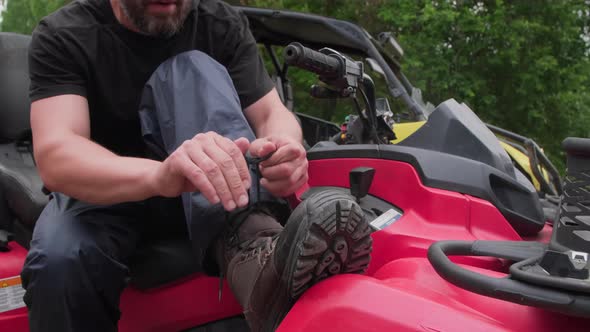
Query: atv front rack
xmin=428 ymin=240 xmax=590 ymax=318
xmin=487 ymin=124 xmax=562 ymax=197
xmin=429 ymin=137 xmax=590 ymax=319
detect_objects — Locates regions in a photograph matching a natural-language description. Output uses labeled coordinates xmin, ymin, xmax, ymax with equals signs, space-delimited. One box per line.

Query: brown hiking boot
xmin=218 ymin=190 xmax=373 ymax=332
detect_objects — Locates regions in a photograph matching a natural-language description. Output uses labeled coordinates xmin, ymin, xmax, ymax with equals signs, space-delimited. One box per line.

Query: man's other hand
xmin=249 ymin=136 xmax=308 ymax=197
xmin=150 ymin=132 xmax=251 ymax=211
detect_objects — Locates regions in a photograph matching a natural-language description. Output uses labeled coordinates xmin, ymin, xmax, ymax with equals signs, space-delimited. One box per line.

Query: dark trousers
xmin=21 ymin=193 xmax=188 ymax=332
xmin=20 ymin=50 xmax=281 ymax=332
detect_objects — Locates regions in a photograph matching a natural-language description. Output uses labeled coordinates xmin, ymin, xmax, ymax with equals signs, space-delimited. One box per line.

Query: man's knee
xmin=21 ymin=209 xmax=129 ymax=305
xmin=24 ymin=237 xmax=95 ymax=287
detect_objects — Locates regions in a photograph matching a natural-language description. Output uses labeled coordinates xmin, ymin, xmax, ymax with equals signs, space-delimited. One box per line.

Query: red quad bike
xmin=2 ymin=7 xmax=590 ymax=332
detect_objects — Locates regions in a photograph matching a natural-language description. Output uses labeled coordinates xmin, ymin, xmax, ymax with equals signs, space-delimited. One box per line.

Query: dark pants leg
xmin=20 ymin=193 xmax=185 ymax=332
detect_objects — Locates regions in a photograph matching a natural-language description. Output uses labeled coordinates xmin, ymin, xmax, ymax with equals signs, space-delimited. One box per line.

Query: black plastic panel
xmin=308 ymin=144 xmax=402 ymax=163
xmin=399 ymin=99 xmax=516 ymax=178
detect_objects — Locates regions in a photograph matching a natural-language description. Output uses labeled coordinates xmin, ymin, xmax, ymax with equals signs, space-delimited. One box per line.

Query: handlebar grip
xmin=284 ymin=42 xmax=342 ymax=78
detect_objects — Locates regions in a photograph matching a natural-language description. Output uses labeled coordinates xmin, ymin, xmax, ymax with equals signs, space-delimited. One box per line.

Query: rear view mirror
xmin=377 ymin=32 xmax=404 ymax=59
xmin=366 ymin=58 xmax=385 ymax=77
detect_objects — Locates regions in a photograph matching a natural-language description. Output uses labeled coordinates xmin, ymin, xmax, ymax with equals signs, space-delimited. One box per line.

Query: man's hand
xmin=150 ymin=132 xmax=251 ymax=211
xmin=249 ymin=136 xmax=308 ymax=197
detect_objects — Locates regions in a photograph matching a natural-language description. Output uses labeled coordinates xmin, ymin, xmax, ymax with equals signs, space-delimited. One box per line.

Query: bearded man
xmin=20 ymin=1 xmax=372 ymax=331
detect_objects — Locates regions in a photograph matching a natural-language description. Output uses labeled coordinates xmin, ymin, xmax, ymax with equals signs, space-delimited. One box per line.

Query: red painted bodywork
xmin=1 ymin=157 xmax=587 ymax=331
xmin=0 ymin=242 xmax=242 ymax=332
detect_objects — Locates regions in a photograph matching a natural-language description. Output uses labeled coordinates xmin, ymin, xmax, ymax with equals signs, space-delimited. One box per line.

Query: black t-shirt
xmin=28 ymin=0 xmax=274 ymax=157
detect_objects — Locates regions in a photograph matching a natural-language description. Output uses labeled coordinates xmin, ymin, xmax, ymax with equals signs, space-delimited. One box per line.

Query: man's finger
xmin=186 ymin=142 xmax=236 ymax=211
xmin=260 ymin=167 xmax=308 ymax=197
xmin=234 ymin=137 xmax=250 ymax=154
xmin=173 ymin=150 xmax=219 ymax=204
xmin=259 ymin=160 xmax=297 ymax=181
xmin=203 ymin=139 xmax=248 ymax=210
xmin=215 ymin=135 xmax=251 ymax=190
xmin=202 ymin=136 xmax=248 ymax=209
xmin=260 ymin=143 xmax=303 ymax=167
xmin=250 ymin=138 xmax=277 ymax=158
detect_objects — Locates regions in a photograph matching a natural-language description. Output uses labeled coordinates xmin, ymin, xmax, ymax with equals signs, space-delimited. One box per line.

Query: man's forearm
xmin=255 ymin=108 xmax=303 ymax=142
xmin=245 ymin=96 xmax=309 ymax=198
xmin=37 ymin=134 xmax=160 ymax=205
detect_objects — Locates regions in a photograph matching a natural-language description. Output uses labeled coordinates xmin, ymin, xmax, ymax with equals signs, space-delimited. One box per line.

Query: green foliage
xmin=0 ymin=0 xmax=69 ymax=34
xmin=3 ymin=0 xmax=590 ymax=170
xmin=234 ymin=0 xmax=590 ymax=171
xmin=233 ymin=0 xmax=389 ymax=123
xmin=378 ymin=0 xmax=590 ymax=170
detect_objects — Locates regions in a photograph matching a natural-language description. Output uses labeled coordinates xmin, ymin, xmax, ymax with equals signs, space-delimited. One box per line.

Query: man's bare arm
xmin=33 ymin=94 xmax=252 ymax=209
xmin=244 ymin=89 xmax=308 ymax=197
xmin=31 ymin=95 xmax=161 ymax=205
xmin=244 ymin=89 xmax=302 ymax=143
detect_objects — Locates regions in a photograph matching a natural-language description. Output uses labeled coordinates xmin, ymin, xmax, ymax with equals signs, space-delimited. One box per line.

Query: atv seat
xmin=0 ymin=130 xmax=201 ymax=292
xmin=0 ymin=143 xmax=48 ymax=229
xmin=0 ymin=139 xmax=201 ymax=291
xmin=0 ymin=32 xmax=200 ymax=290
xmin=0 ymin=33 xmax=48 ymax=231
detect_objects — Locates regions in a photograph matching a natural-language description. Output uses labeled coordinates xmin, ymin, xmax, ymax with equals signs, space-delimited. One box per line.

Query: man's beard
xmin=119 ymin=0 xmax=192 ymax=38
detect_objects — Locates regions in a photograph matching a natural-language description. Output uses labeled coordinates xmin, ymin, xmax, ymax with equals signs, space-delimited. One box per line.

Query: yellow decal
xmin=0 ymin=276 xmax=26 ymax=313
xmin=0 ymin=276 xmax=22 ymax=288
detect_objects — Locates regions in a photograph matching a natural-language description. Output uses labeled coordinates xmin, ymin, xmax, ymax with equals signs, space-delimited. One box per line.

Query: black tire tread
xmin=290 ymin=190 xmax=373 ymax=298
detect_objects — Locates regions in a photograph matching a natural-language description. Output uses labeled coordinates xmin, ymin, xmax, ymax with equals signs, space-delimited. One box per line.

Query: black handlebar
xmin=283 ymin=42 xmax=389 ymax=144
xmin=284 ymin=42 xmax=343 ymax=78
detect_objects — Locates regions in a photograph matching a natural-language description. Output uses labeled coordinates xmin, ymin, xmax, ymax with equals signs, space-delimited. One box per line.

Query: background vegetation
xmin=2 ymin=0 xmax=589 ymax=170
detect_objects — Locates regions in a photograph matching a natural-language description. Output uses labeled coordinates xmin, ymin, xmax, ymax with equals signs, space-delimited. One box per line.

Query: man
xmin=20 ymin=0 xmax=372 ymax=331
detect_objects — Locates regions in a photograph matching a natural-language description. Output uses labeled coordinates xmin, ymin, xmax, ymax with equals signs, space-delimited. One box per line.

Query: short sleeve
xmin=28 ymin=22 xmax=87 ymax=102
xmin=220 ymin=11 xmax=275 ymax=109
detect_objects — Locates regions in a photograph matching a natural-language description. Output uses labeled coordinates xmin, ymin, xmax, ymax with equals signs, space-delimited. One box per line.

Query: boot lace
xmin=218 ymin=153 xmax=275 ymax=301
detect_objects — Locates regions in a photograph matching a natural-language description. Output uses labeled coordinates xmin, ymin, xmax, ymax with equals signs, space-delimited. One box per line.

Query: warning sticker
xmin=0 ymin=276 xmax=26 ymax=313
xmin=370 ymin=208 xmax=403 ymax=230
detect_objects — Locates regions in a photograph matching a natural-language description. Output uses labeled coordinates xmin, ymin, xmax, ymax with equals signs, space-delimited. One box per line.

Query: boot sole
xmin=265 ymin=190 xmax=373 ymax=331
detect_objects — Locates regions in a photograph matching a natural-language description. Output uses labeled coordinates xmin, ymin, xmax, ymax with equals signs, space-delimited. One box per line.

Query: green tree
xmin=4 ymin=0 xmax=589 ymax=170
xmin=231 ymin=0 xmax=590 ymax=170
xmin=378 ymin=0 xmax=590 ymax=169
xmin=0 ymin=0 xmax=69 ymax=34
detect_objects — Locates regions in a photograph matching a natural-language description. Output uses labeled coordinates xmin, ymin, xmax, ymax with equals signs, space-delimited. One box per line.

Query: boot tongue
xmin=235 ymin=212 xmax=283 ymax=243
